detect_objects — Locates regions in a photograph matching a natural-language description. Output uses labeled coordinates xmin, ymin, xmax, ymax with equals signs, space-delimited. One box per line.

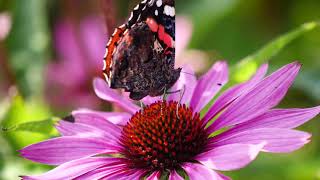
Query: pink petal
xmin=75 ymin=164 xmax=128 ymax=180
xmin=169 ymin=170 xmax=184 ymax=180
xmin=247 ymin=63 xmax=269 ymax=82
xmin=216 ymin=106 xmax=320 ymax=137
xmin=103 ymin=169 xmax=146 ymax=180
xmin=202 ymin=63 xmax=268 ymax=125
xmin=19 ymin=137 xmax=121 ymax=165
xmin=207 ymin=62 xmax=300 ymax=133
xmin=56 ymin=121 xmax=121 ymax=147
xmin=209 ymin=128 xmax=311 ymax=153
xmin=146 ymin=171 xmax=161 ymax=180
xmin=182 ymin=163 xmax=227 ymax=180
xmin=21 ymin=157 xmax=123 ymax=180
xmin=142 ymin=96 xmax=162 ymax=105
xmin=195 ymin=143 xmax=264 ymax=171
xmin=167 ymin=65 xmax=197 ymax=104
xmin=69 ymin=110 xmax=123 ymax=136
xmin=190 ymin=61 xmax=229 ymax=112
xmin=73 ymin=108 xmax=131 ymax=126
xmin=93 ymin=77 xmax=139 ymax=114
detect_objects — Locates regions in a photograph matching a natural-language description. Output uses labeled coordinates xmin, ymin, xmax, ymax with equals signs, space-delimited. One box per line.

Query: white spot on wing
xmin=156 ymin=0 xmax=162 ymax=7
xmin=148 ymin=0 xmax=155 ymax=6
xmin=107 ymin=40 xmax=112 ymax=46
xmin=163 ymin=5 xmax=170 ymax=16
xmin=155 ymin=10 xmax=158 ymax=16
xmin=103 ymin=73 xmax=111 ymax=87
xmin=112 ymin=30 xmax=117 ymax=36
xmin=134 ymin=4 xmax=139 ymax=10
xmin=103 ymin=59 xmax=107 ymax=70
xmin=103 ymin=49 xmax=108 ymax=58
xmin=103 ymin=72 xmax=108 ymax=80
xmin=137 ymin=14 xmax=141 ymax=22
xmin=164 ymin=5 xmax=175 ymax=17
xmin=128 ymin=12 xmax=133 ymax=21
xmin=142 ymin=5 xmax=147 ymax=11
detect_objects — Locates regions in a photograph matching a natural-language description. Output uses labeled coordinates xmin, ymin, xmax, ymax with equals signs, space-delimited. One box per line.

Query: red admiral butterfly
xmin=102 ymin=0 xmax=180 ymax=100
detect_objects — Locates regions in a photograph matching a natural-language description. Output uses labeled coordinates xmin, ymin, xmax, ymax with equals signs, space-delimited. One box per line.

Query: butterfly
xmin=102 ymin=0 xmax=180 ymax=100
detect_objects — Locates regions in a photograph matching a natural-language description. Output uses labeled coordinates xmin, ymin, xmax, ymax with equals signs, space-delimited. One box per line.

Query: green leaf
xmin=2 ymin=117 xmax=59 ymax=134
xmin=231 ymin=21 xmax=319 ymax=83
xmin=1 ymin=94 xmax=54 ymax=149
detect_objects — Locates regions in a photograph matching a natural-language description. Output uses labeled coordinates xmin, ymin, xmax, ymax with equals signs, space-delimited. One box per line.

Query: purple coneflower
xmin=20 ymin=61 xmax=319 ymax=179
xmin=45 ymin=16 xmax=106 ymax=109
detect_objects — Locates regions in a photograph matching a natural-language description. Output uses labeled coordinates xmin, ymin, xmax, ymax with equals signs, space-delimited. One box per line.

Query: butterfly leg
xmin=139 ymin=101 xmax=145 ymax=113
xmin=160 ymin=87 xmax=169 ymax=115
xmin=162 ymin=87 xmax=168 ymax=102
xmin=176 ymin=85 xmax=186 ymax=119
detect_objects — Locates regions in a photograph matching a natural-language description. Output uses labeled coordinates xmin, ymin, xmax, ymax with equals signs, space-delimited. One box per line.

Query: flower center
xmin=120 ymin=101 xmax=208 ymax=170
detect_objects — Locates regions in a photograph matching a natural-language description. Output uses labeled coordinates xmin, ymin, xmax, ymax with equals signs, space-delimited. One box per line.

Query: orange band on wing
xmin=103 ymin=25 xmax=127 ymax=79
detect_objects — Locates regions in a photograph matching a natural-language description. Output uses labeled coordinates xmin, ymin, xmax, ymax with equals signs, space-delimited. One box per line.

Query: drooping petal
xmin=190 ymin=61 xmax=229 ymax=112
xmin=21 ymin=157 xmax=123 ymax=180
xmin=215 ymin=106 xmax=320 ymax=137
xmin=167 ymin=65 xmax=197 ymax=104
xmin=182 ymin=163 xmax=227 ymax=180
xmin=72 ymin=108 xmax=131 ymax=126
xmin=19 ymin=137 xmax=121 ymax=165
xmin=169 ymin=170 xmax=184 ymax=180
xmin=93 ymin=78 xmax=139 ymax=114
xmin=146 ymin=171 xmax=161 ymax=180
xmin=207 ymin=62 xmax=300 ymax=133
xmin=209 ymin=128 xmax=311 ymax=153
xmin=195 ymin=143 xmax=264 ymax=171
xmin=202 ymin=63 xmax=268 ymax=125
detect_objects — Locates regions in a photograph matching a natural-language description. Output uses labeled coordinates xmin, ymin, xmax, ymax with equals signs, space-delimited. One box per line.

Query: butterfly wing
xmin=102 ymin=0 xmax=177 ymax=95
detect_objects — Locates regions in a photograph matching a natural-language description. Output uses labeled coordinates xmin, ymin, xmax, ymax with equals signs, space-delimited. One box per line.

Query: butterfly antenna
xmin=180 ymin=71 xmax=196 ymax=77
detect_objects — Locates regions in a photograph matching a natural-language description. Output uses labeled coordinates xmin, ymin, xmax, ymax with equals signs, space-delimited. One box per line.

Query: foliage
xmin=0 ymin=0 xmax=319 ymax=179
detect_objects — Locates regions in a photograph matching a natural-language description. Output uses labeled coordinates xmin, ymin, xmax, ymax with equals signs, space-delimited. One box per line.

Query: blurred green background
xmin=0 ymin=0 xmax=319 ymax=179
